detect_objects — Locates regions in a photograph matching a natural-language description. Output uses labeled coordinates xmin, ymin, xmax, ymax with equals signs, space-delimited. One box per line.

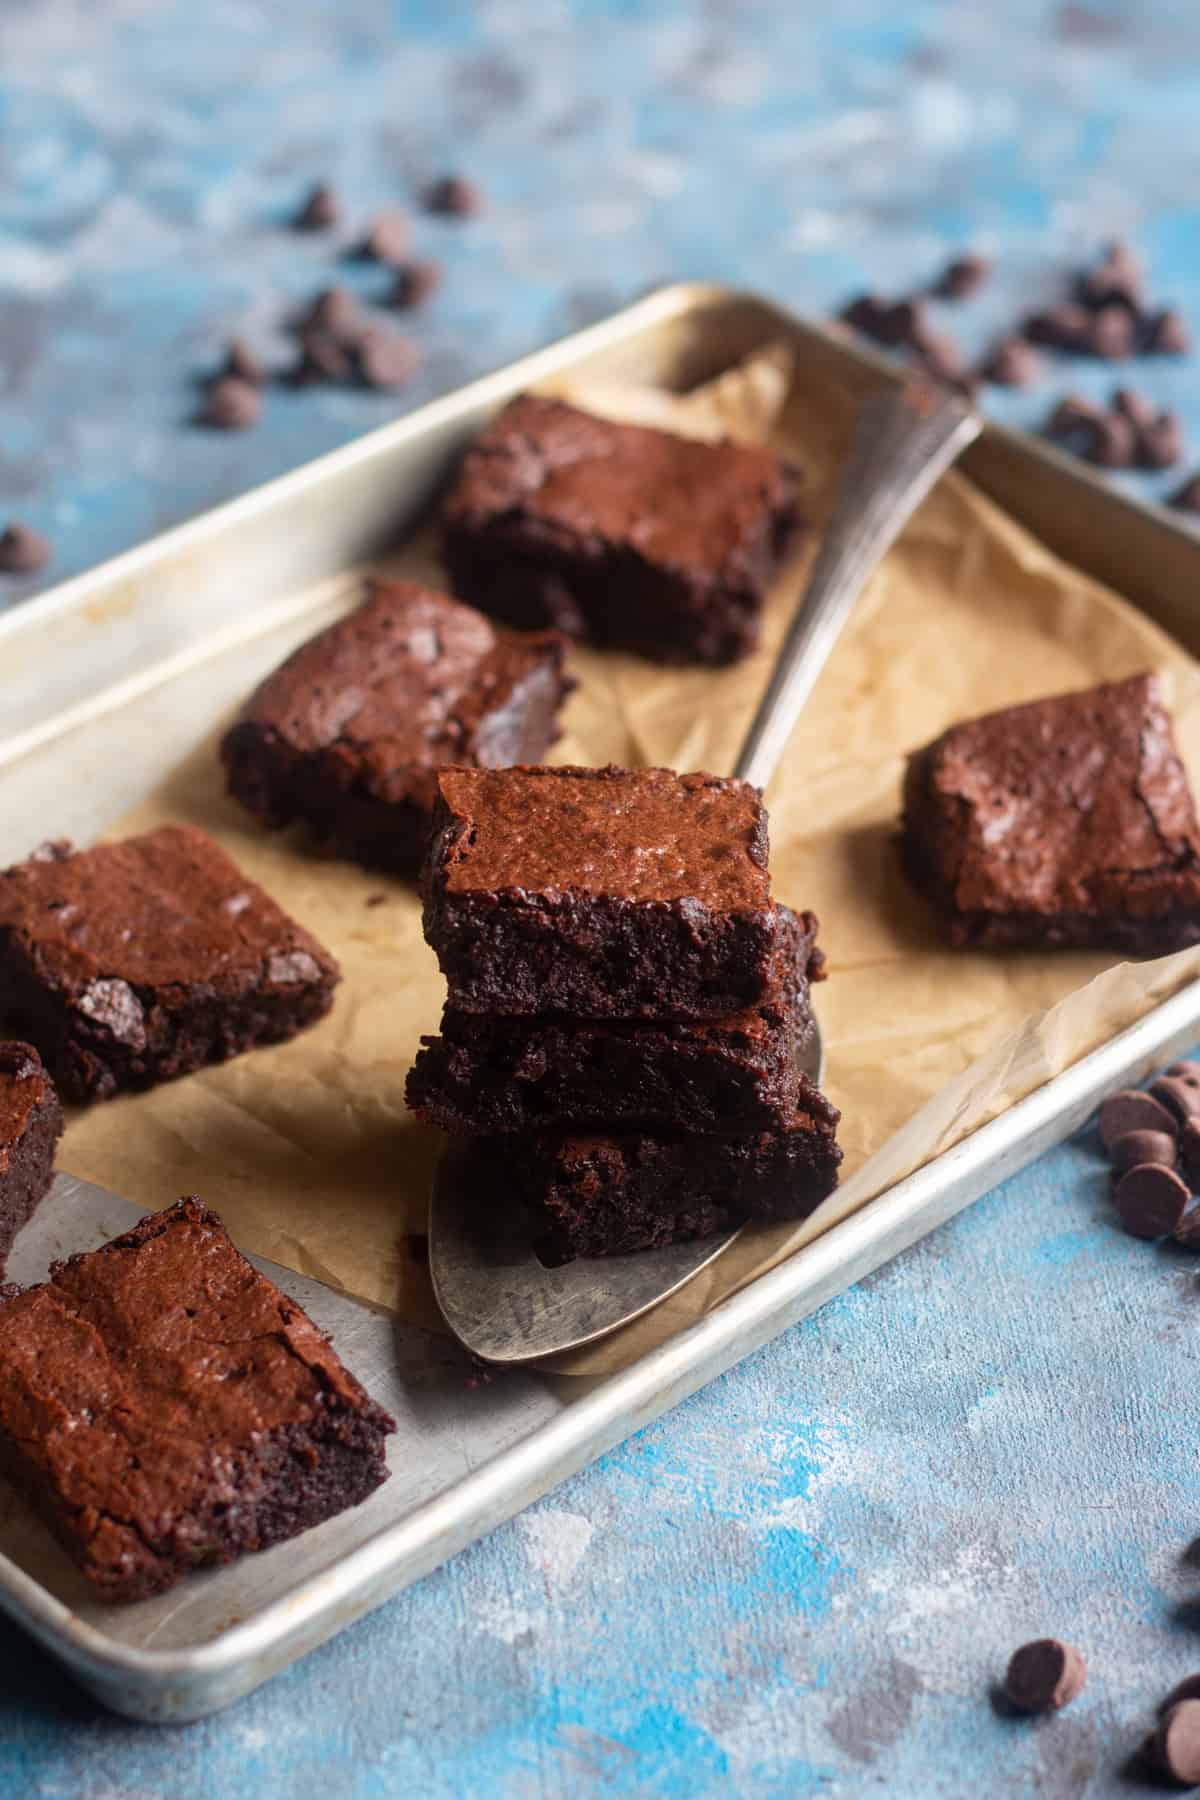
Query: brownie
xmin=441 ymin=394 xmax=803 ymax=666
xmin=0 ymin=825 xmax=340 ymax=1102
xmin=407 ymin=906 xmax=823 ymax=1134
xmin=901 ymin=673 xmax=1200 ymax=951
xmin=0 ymin=1042 xmax=63 ymax=1278
xmin=0 ymin=1198 xmax=393 ymax=1602
xmin=221 ymin=579 xmax=573 ymax=874
xmin=423 ymin=764 xmax=780 ymax=1019
xmin=499 ymin=1081 xmax=842 ymax=1261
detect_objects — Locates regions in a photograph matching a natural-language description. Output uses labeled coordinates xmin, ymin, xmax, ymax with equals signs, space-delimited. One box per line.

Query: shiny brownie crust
xmin=502 ymin=1082 xmax=842 ymax=1262
xmin=407 ymin=906 xmax=823 ymax=1133
xmin=221 ymin=579 xmax=573 ymax=875
xmin=0 ymin=826 xmax=340 ymax=1102
xmin=422 ymin=764 xmax=780 ymax=1019
xmin=901 ymin=673 xmax=1200 ymax=951
xmin=441 ymin=394 xmax=803 ymax=666
xmin=0 ymin=1198 xmax=394 ymax=1602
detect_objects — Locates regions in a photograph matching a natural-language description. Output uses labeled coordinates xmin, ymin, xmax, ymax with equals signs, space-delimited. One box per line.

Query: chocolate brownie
xmin=408 ymin=906 xmax=823 ymax=1134
xmin=441 ymin=394 xmax=803 ymax=666
xmin=500 ymin=1082 xmax=841 ymax=1262
xmin=221 ymin=580 xmax=573 ymax=875
xmin=901 ymin=673 xmax=1200 ymax=951
xmin=0 ymin=1198 xmax=393 ymax=1602
xmin=423 ymin=764 xmax=780 ymax=1018
xmin=0 ymin=825 xmax=340 ymax=1102
xmin=0 ymin=1042 xmax=62 ymax=1278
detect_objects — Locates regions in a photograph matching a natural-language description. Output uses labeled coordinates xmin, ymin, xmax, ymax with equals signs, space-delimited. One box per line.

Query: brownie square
xmin=499 ymin=1080 xmax=841 ymax=1262
xmin=422 ymin=764 xmax=780 ymax=1019
xmin=901 ymin=673 xmax=1200 ymax=951
xmin=221 ymin=578 xmax=574 ymax=874
xmin=0 ymin=1198 xmax=394 ymax=1602
xmin=0 ymin=825 xmax=340 ymax=1102
xmin=441 ymin=394 xmax=803 ymax=666
xmin=0 ymin=1042 xmax=62 ymax=1279
xmin=407 ymin=906 xmax=823 ymax=1134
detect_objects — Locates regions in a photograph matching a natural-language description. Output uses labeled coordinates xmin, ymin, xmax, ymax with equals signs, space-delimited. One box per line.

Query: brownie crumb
xmin=197 ymin=377 xmax=261 ymax=431
xmin=0 ymin=523 xmax=51 ymax=575
xmin=293 ymin=182 xmax=339 ymax=231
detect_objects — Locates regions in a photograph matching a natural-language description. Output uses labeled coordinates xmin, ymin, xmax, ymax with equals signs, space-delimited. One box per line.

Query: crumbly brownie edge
xmin=0 ymin=1085 xmax=63 ymax=1278
xmin=0 ymin=931 xmax=338 ymax=1103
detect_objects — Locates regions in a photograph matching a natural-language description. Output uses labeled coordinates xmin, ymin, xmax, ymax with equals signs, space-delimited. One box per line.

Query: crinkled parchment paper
xmin=58 ymin=346 xmax=1200 ymax=1374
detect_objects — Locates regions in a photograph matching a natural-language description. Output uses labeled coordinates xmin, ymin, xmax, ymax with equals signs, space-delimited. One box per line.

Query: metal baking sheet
xmin=2 ymin=283 xmax=1200 ymax=1723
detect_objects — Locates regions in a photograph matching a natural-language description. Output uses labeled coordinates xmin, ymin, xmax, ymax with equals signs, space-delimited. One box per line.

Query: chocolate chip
xmin=1109 ymin=1129 xmax=1177 ymax=1174
xmin=1099 ymin=1088 xmax=1177 ymax=1148
xmin=839 ymin=293 xmax=892 ymax=341
xmin=934 ymin=252 xmax=991 ymax=300
xmin=980 ymin=337 xmax=1041 ymax=387
xmin=1086 ymin=412 xmax=1136 ymax=469
xmin=1025 ymin=304 xmax=1092 ymax=351
xmin=1152 ymin=1073 xmax=1200 ymax=1125
xmin=389 ymin=259 xmax=442 ymax=309
xmin=424 ymin=174 xmax=483 ymax=217
xmin=1088 ymin=303 xmax=1136 ymax=359
xmin=294 ymin=182 xmax=339 ymax=231
xmin=1173 ymin=1204 xmax=1200 ymax=1249
xmin=1115 ymin=1163 xmax=1191 ymax=1239
xmin=1002 ymin=1639 xmax=1087 ymax=1713
xmin=223 ymin=338 xmax=266 ymax=386
xmin=1170 ymin=474 xmax=1200 ymax=515
xmin=361 ymin=208 xmax=411 ymax=264
xmin=196 ymin=377 xmax=261 ymax=430
xmin=1078 ymin=241 xmax=1143 ymax=312
xmin=300 ymin=286 xmax=363 ymax=344
xmin=885 ymin=298 xmax=929 ymax=348
xmin=1147 ymin=308 xmax=1191 ymax=356
xmin=1162 ymin=1676 xmax=1200 ymax=1714
xmin=1137 ymin=410 xmax=1184 ymax=470
xmin=1112 ymin=387 xmax=1156 ymax=430
xmin=289 ymin=329 xmax=355 ymax=386
xmin=0 ymin=522 xmax=51 ymax=574
xmin=1146 ymin=1699 xmax=1200 ymax=1786
xmin=1046 ymin=392 xmax=1104 ymax=440
xmin=913 ymin=329 xmax=974 ymax=392
xmin=1169 ymin=1062 xmax=1200 ymax=1080
xmin=355 ymin=328 xmax=418 ymax=390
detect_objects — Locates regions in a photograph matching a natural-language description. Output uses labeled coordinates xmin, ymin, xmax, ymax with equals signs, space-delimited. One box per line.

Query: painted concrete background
xmin=5 ymin=2 xmax=1200 ymax=1795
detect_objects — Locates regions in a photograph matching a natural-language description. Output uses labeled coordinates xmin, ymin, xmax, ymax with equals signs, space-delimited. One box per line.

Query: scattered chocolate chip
xmin=1146 ymin=1699 xmax=1200 ymax=1786
xmin=1046 ymin=392 xmax=1104 ymax=439
xmin=1109 ymin=1129 xmax=1178 ymax=1175
xmin=294 ymin=182 xmax=339 ymax=231
xmin=0 ymin=522 xmax=51 ymax=575
xmin=361 ymin=209 xmax=411 ymax=264
xmin=389 ymin=258 xmax=442 ymax=309
xmin=1172 ymin=1204 xmax=1200 ymax=1249
xmin=1162 ymin=1676 xmax=1200 ymax=1715
xmin=1088 ymin=302 xmax=1137 ymax=360
xmin=934 ymin=252 xmax=991 ymax=300
xmin=913 ymin=329 xmax=974 ymax=392
xmin=1170 ymin=474 xmax=1200 ymax=515
xmin=1152 ymin=1073 xmax=1200 ymax=1125
xmin=424 ymin=174 xmax=483 ymax=218
xmin=980 ymin=337 xmax=1041 ymax=387
xmin=1115 ymin=1162 xmax=1191 ymax=1239
xmin=1137 ymin=410 xmax=1185 ymax=470
xmin=300 ymin=286 xmax=363 ymax=344
xmin=223 ymin=338 xmax=267 ymax=386
xmin=1002 ymin=1639 xmax=1087 ymax=1714
xmin=1078 ymin=241 xmax=1143 ymax=312
xmin=1112 ymin=387 xmax=1157 ymax=431
xmin=1025 ymin=303 xmax=1092 ymax=351
xmin=1147 ymin=308 xmax=1192 ymax=356
xmin=355 ymin=327 xmax=418 ymax=391
xmin=289 ymin=329 xmax=355 ymax=386
xmin=886 ymin=298 xmax=929 ymax=348
xmin=1168 ymin=1063 xmax=1200 ymax=1080
xmin=1086 ymin=412 xmax=1137 ymax=469
xmin=196 ymin=378 xmax=261 ymax=430
xmin=1099 ymin=1088 xmax=1177 ymax=1148
xmin=839 ymin=293 xmax=891 ymax=341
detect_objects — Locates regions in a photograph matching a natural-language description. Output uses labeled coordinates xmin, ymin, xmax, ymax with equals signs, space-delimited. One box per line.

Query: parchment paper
xmin=57 ymin=346 xmax=1200 ymax=1374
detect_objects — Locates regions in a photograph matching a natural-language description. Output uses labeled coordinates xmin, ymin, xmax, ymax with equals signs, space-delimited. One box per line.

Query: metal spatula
xmin=429 ymin=382 xmax=981 ymax=1364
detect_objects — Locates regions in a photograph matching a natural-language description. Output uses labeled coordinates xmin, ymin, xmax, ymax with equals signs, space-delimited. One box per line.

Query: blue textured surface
xmin=6 ymin=2 xmax=1200 ymax=1793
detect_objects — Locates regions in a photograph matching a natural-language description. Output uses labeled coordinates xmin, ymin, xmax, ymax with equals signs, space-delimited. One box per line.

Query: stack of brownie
xmin=407 ymin=763 xmax=841 ymax=1261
